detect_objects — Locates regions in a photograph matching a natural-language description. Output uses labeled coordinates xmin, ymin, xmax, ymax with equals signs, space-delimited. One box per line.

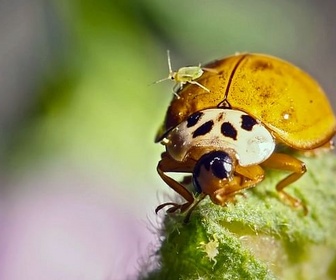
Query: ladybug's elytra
xmin=155 ymin=53 xmax=336 ymax=221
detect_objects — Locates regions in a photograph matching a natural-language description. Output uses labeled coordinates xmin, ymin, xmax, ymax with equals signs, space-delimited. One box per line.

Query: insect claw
xmin=173 ymin=91 xmax=181 ymax=99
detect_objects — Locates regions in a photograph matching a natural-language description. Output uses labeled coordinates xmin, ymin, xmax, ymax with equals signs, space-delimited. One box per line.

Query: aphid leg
xmin=188 ymin=80 xmax=211 ymax=93
xmin=210 ymin=165 xmax=265 ymax=205
xmin=172 ymin=91 xmax=181 ymax=99
xmin=172 ymin=83 xmax=182 ymax=98
xmin=261 ymin=153 xmax=308 ymax=214
xmin=201 ymin=67 xmax=219 ymax=74
xmin=156 ymin=152 xmax=196 ymax=214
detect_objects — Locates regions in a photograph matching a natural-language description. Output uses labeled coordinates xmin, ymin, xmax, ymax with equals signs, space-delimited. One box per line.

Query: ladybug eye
xmin=193 ymin=151 xmax=234 ymax=193
xmin=211 ymin=154 xmax=233 ymax=179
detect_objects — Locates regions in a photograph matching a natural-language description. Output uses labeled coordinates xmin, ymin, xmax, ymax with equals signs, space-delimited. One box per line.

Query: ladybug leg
xmin=210 ymin=165 xmax=265 ymax=205
xmin=261 ymin=153 xmax=308 ymax=214
xmin=183 ymin=193 xmax=207 ymax=223
xmin=210 ymin=176 xmax=244 ymax=205
xmin=156 ymin=152 xmax=196 ymax=215
xmin=235 ymin=165 xmax=265 ymax=188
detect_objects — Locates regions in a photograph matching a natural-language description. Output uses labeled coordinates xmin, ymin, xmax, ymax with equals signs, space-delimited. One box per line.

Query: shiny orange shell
xmin=156 ymin=53 xmax=336 ymax=150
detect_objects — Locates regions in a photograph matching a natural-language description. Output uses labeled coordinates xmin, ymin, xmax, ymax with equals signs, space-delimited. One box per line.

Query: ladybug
xmin=155 ymin=53 xmax=336 ymax=221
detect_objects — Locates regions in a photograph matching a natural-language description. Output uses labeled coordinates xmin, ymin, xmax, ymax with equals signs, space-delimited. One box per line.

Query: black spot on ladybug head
xmin=221 ymin=122 xmax=237 ymax=140
xmin=187 ymin=111 xmax=203 ymax=128
xmin=192 ymin=120 xmax=214 ymax=138
xmin=241 ymin=114 xmax=258 ymax=131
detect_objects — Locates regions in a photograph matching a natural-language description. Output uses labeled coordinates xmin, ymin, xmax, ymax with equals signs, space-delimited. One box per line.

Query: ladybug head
xmin=193 ymin=151 xmax=235 ymax=205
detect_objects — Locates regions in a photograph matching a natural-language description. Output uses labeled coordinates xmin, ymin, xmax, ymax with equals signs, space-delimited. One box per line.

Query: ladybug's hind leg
xmin=261 ymin=153 xmax=307 ymax=214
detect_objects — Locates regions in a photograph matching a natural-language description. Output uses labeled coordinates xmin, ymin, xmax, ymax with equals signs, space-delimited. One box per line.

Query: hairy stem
xmin=143 ymin=153 xmax=336 ymax=280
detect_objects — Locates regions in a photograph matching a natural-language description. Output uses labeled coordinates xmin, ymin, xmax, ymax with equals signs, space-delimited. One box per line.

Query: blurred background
xmin=0 ymin=0 xmax=335 ymax=279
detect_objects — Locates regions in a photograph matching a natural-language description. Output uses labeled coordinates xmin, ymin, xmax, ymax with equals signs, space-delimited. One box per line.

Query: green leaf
xmin=143 ymin=153 xmax=336 ymax=279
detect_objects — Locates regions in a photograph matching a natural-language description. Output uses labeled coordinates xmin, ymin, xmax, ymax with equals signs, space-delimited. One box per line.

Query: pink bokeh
xmin=0 ymin=168 xmax=157 ymax=280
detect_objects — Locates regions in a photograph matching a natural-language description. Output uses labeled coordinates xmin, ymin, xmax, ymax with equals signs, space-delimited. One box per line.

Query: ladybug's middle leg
xmin=261 ymin=152 xmax=307 ymax=214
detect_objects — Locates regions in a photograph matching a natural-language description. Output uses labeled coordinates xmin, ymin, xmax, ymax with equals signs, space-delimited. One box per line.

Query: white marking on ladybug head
xmin=164 ymin=108 xmax=275 ymax=166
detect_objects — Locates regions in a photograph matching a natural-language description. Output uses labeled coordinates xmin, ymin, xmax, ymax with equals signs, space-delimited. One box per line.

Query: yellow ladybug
xmin=155 ymin=53 xmax=336 ymax=221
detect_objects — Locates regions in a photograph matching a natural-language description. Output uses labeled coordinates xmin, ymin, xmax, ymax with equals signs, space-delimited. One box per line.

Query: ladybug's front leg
xmin=210 ymin=165 xmax=265 ymax=205
xmin=156 ymin=152 xmax=196 ymax=214
xmin=261 ymin=153 xmax=307 ymax=214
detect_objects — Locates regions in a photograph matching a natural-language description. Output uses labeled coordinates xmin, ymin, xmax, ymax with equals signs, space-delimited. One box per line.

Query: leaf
xmin=143 ymin=153 xmax=336 ymax=279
